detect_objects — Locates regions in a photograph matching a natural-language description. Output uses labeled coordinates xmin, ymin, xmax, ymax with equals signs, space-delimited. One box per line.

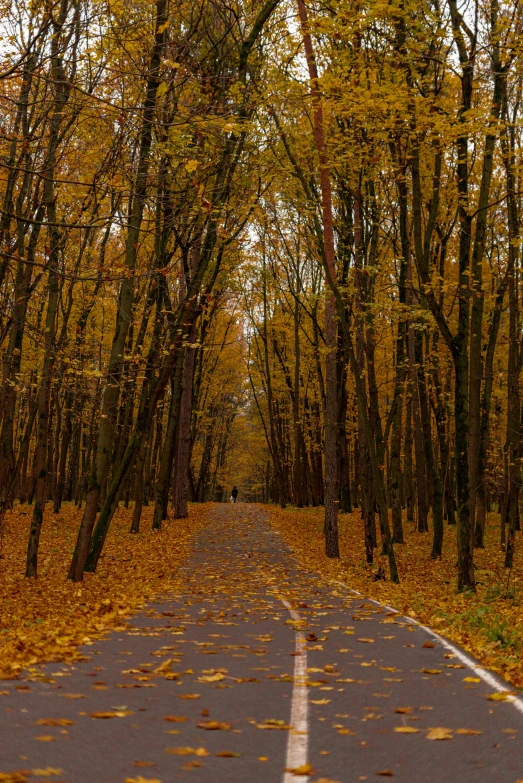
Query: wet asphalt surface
xmin=0 ymin=504 xmax=522 ymax=782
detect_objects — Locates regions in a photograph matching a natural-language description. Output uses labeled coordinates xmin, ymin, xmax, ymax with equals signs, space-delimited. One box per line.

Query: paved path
xmin=1 ymin=505 xmax=522 ymax=782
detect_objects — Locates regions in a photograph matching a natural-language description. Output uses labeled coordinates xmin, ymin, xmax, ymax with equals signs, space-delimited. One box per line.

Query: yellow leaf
xmin=426 ymin=727 xmax=453 ymax=740
xmin=394 ymin=726 xmax=419 ymax=733
xmin=197 ymin=721 xmax=231 ymax=730
xmin=456 ymin=728 xmax=482 ymax=735
xmin=463 ymin=677 xmax=480 ymax=683
xmin=32 ymin=770 xmax=63 ymax=778
xmin=256 ymin=719 xmax=291 ymax=730
xmin=185 ymin=160 xmax=200 ymax=174
xmin=37 ymin=719 xmax=74 ymax=726
xmin=487 ymin=692 xmax=512 ymax=701
xmin=285 ymin=764 xmax=313 ymax=775
xmin=154 ymin=659 xmax=174 ymax=674
xmin=197 ymin=672 xmax=224 ymax=682
xmin=125 ymin=778 xmax=162 ymax=783
xmin=89 ymin=711 xmax=133 ymax=719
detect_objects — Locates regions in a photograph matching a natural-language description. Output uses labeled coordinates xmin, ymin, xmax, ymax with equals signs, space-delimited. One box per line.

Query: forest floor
xmin=266 ymin=506 xmax=523 ymax=690
xmin=0 ymin=502 xmax=210 ymax=679
xmin=0 ymin=504 xmax=522 ymax=783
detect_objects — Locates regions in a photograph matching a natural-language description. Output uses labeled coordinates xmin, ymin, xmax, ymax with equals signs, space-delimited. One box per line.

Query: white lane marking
xmin=334 ymin=579 xmax=523 ymax=716
xmin=279 ymin=595 xmax=309 ymax=783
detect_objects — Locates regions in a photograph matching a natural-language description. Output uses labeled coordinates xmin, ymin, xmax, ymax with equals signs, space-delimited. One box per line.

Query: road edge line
xmin=333 ymin=579 xmax=523 ymax=716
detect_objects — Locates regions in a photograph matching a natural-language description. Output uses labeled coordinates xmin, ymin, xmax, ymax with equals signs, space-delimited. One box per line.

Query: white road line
xmin=279 ymin=595 xmax=309 ymax=783
xmin=334 ymin=579 xmax=523 ymax=716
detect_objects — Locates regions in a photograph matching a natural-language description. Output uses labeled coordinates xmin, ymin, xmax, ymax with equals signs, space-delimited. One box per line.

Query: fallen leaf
xmin=216 ymin=751 xmax=241 ymax=758
xmin=154 ymin=659 xmax=174 ymax=674
xmin=198 ymin=673 xmax=224 ymax=683
xmin=125 ymin=777 xmax=161 ymax=783
xmin=422 ymin=669 xmax=441 ymax=675
xmin=36 ymin=719 xmax=74 ymax=727
xmin=197 ymin=721 xmax=231 ymax=730
xmin=165 ymin=747 xmax=209 ymax=757
xmin=455 ymin=728 xmax=482 ymax=735
xmin=357 ymin=639 xmax=375 ymax=643
xmin=285 ymin=764 xmax=313 ymax=775
xmin=426 ymin=727 xmax=453 ymax=740
xmin=393 ymin=726 xmax=419 ymax=734
xmin=487 ymin=692 xmax=512 ymax=701
xmin=163 ymin=716 xmax=186 ymax=723
xmin=463 ymin=677 xmax=480 ymax=683
xmin=310 ymin=699 xmax=331 ymax=705
xmin=32 ymin=770 xmax=63 ymax=778
xmin=421 ymin=642 xmax=435 ymax=648
xmin=0 ymin=774 xmax=28 ymax=783
xmin=376 ymin=771 xmax=394 ymax=777
xmin=89 ymin=711 xmax=133 ymax=719
xmin=256 ymin=719 xmax=291 ymax=730
xmin=178 ymin=694 xmax=200 ymax=700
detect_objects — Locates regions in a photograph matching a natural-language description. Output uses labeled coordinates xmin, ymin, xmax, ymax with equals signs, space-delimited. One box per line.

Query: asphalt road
xmin=1 ymin=504 xmax=522 ymax=783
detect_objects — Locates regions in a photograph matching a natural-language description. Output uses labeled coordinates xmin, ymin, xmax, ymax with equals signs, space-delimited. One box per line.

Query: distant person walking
xmin=231 ymin=486 xmax=239 ymax=503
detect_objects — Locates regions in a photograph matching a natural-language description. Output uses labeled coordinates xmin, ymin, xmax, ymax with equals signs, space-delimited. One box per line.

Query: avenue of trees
xmin=0 ymin=0 xmax=522 ymax=591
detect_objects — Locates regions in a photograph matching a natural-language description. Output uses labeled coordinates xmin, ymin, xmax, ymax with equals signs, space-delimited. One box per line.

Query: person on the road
xmin=231 ymin=486 xmax=239 ymax=503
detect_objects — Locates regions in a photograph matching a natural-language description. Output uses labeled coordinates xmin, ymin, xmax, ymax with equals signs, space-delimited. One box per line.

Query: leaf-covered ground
xmin=1 ymin=504 xmax=521 ymax=783
xmin=0 ymin=503 xmax=208 ymax=679
xmin=266 ymin=506 xmax=523 ymax=690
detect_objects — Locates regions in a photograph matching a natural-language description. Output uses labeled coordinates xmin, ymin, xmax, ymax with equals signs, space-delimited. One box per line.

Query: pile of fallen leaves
xmin=0 ymin=502 xmax=208 ymax=678
xmin=266 ymin=505 xmax=523 ymax=689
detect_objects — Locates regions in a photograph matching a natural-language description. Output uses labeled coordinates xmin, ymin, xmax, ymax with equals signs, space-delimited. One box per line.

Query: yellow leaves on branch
xmin=0 ymin=502 xmax=209 ymax=678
